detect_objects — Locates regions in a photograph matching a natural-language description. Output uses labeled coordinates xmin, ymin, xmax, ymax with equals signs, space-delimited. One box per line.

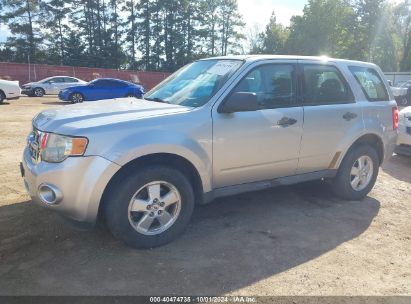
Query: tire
xmin=0 ymin=91 xmax=5 ymax=104
xmin=69 ymin=92 xmax=84 ymax=103
xmin=33 ymin=87 xmax=45 ymax=97
xmin=104 ymin=166 xmax=195 ymax=248
xmin=332 ymin=144 xmax=379 ymax=200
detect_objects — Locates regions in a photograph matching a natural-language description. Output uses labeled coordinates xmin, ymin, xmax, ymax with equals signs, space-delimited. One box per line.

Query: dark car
xmin=58 ymin=78 xmax=144 ymax=103
xmin=399 ymin=81 xmax=411 ymax=105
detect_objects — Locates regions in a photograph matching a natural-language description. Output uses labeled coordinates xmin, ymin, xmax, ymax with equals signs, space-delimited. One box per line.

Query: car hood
xmin=22 ymin=82 xmax=37 ymax=87
xmin=33 ymin=98 xmax=193 ymax=134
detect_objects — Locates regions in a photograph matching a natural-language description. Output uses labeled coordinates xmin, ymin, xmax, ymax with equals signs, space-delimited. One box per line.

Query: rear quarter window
xmin=349 ymin=66 xmax=389 ymax=101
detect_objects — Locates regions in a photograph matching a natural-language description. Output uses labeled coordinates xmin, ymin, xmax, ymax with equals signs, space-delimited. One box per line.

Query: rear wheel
xmin=332 ymin=144 xmax=379 ymax=200
xmin=104 ymin=166 xmax=195 ymax=248
xmin=70 ymin=93 xmax=84 ymax=103
xmin=33 ymin=87 xmax=44 ymax=97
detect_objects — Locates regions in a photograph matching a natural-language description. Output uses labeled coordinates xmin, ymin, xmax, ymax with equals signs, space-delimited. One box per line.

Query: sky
xmin=0 ymin=0 xmax=308 ymax=43
xmin=237 ymin=0 xmax=307 ymax=28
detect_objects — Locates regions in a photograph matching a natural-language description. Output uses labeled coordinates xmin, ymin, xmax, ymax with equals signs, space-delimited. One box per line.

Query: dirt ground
xmin=0 ymin=96 xmax=410 ymax=296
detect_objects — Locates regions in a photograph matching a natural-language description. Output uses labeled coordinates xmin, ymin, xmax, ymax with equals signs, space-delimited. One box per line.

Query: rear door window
xmin=302 ymin=64 xmax=354 ymax=105
xmin=349 ymin=66 xmax=389 ymax=101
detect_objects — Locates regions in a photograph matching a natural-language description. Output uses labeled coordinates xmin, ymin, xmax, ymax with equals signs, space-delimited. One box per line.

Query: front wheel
xmin=104 ymin=166 xmax=195 ymax=248
xmin=332 ymin=145 xmax=379 ymax=200
xmin=70 ymin=93 xmax=84 ymax=103
xmin=33 ymin=87 xmax=45 ymax=97
xmin=0 ymin=92 xmax=5 ymax=104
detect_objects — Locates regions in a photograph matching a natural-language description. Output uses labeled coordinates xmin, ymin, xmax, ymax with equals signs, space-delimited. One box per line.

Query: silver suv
xmin=21 ymin=56 xmax=398 ymax=248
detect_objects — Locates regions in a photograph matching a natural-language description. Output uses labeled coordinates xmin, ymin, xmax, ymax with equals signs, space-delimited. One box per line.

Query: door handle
xmin=343 ymin=112 xmax=358 ymax=121
xmin=277 ymin=117 xmax=297 ymax=127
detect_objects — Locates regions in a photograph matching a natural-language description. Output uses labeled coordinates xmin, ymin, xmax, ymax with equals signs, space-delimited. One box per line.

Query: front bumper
xmin=58 ymin=91 xmax=70 ymax=101
xmin=21 ymin=89 xmax=33 ymax=95
xmin=22 ymin=147 xmax=121 ymax=224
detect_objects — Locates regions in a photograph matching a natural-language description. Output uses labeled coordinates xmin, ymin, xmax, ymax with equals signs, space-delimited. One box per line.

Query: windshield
xmin=144 ymin=59 xmax=243 ymax=107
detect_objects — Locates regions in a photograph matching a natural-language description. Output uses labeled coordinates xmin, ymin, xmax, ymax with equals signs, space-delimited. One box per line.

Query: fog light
xmin=38 ymin=184 xmax=63 ymax=205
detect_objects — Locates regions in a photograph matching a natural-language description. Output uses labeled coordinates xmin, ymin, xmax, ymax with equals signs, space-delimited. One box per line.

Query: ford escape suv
xmin=21 ymin=56 xmax=398 ymax=248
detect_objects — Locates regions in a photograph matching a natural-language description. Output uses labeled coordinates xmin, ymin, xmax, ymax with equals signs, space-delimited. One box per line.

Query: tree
xmin=394 ymin=0 xmax=411 ymax=71
xmin=259 ymin=12 xmax=289 ymax=54
xmin=41 ymin=0 xmax=72 ymax=65
xmin=286 ymin=0 xmax=358 ymax=58
xmin=0 ymin=0 xmax=246 ymax=71
xmin=219 ymin=0 xmax=245 ymax=55
xmin=0 ymin=0 xmax=43 ymax=63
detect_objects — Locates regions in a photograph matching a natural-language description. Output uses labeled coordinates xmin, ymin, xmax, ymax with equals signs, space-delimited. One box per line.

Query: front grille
xmin=27 ymin=127 xmax=43 ymax=163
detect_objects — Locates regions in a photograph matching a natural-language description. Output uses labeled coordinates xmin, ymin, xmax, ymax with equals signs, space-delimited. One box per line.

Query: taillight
xmin=392 ymin=106 xmax=399 ymax=130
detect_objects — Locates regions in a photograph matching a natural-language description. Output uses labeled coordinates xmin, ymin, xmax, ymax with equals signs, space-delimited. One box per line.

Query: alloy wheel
xmin=71 ymin=93 xmax=83 ymax=103
xmin=350 ymin=155 xmax=374 ymax=191
xmin=34 ymin=88 xmax=44 ymax=97
xmin=128 ymin=181 xmax=181 ymax=235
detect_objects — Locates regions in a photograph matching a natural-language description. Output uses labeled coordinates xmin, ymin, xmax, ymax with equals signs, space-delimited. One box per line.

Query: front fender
xmin=95 ymin=130 xmax=212 ymax=192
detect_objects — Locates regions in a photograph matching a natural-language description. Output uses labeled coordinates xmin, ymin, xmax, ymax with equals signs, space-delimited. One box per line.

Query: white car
xmin=0 ymin=79 xmax=21 ymax=104
xmin=21 ymin=76 xmax=86 ymax=97
xmin=395 ymin=106 xmax=411 ymax=156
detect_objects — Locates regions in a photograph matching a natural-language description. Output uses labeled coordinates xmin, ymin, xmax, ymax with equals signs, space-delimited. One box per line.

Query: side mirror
xmin=219 ymin=92 xmax=259 ymax=113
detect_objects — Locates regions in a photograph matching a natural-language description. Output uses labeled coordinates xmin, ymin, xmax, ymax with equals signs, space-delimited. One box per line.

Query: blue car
xmin=58 ymin=78 xmax=144 ymax=103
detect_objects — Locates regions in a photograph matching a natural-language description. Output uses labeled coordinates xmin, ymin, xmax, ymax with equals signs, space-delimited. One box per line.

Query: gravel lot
xmin=0 ymin=97 xmax=410 ymax=296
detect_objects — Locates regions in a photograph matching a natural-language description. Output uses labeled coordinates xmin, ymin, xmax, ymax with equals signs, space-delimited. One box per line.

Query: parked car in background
xmin=0 ymin=79 xmax=21 ymax=104
xmin=395 ymin=106 xmax=411 ymax=156
xmin=58 ymin=78 xmax=144 ymax=103
xmin=22 ymin=76 xmax=86 ymax=97
xmin=388 ymin=80 xmax=408 ymax=106
xmin=22 ymin=56 xmax=398 ymax=248
xmin=398 ymin=81 xmax=411 ymax=106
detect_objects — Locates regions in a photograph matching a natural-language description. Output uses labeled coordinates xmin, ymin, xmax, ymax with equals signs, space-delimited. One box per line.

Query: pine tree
xmin=0 ymin=0 xmax=43 ymax=63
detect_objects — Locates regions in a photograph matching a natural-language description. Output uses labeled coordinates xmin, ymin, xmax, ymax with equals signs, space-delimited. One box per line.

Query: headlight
xmin=40 ymin=133 xmax=88 ymax=163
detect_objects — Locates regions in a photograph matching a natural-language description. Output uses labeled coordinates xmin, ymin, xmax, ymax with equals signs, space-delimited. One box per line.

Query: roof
xmin=200 ymin=54 xmax=376 ymax=67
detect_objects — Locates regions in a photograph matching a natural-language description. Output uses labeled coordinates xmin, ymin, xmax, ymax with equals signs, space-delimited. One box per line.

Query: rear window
xmin=303 ymin=64 xmax=354 ymax=105
xmin=349 ymin=66 xmax=389 ymax=101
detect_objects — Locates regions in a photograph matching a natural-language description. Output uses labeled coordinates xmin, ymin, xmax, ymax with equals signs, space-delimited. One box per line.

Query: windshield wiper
xmin=144 ymin=97 xmax=170 ymax=104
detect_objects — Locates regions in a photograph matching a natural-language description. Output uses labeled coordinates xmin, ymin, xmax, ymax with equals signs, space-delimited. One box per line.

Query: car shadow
xmin=0 ymin=181 xmax=379 ymax=295
xmin=0 ymin=102 xmax=10 ymax=106
xmin=41 ymin=102 xmax=68 ymax=105
xmin=382 ymin=154 xmax=411 ymax=183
